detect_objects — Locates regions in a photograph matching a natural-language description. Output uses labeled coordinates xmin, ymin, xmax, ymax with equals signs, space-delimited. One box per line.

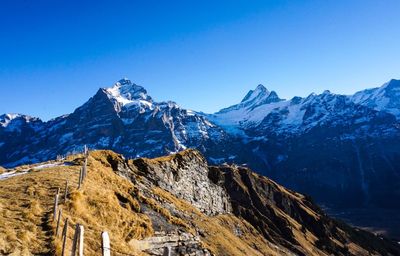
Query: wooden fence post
xmin=83 ymin=157 xmax=87 ymax=179
xmin=53 ymin=188 xmax=60 ymax=221
xmin=82 ymin=164 xmax=86 ymax=182
xmin=61 ymin=218 xmax=69 ymax=256
xmin=55 ymin=209 xmax=62 ymax=236
xmin=83 ymin=144 xmax=89 ymax=156
xmin=101 ymin=231 xmax=111 ymax=256
xmin=64 ymin=180 xmax=69 ymax=202
xmin=78 ymin=168 xmax=82 ymax=189
xmin=78 ymin=225 xmax=84 ymax=256
xmin=71 ymin=223 xmax=80 ymax=256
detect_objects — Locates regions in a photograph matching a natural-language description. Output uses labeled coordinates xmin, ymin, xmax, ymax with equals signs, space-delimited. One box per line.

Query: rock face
xmin=2 ymin=78 xmax=400 ymax=233
xmin=130 ymin=150 xmax=232 ymax=215
xmin=135 ymin=231 xmax=210 ymax=256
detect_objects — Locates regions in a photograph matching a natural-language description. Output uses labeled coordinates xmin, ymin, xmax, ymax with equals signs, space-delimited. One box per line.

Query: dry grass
xmin=0 ymin=152 xmax=153 ymax=255
xmin=54 ymin=152 xmax=153 ymax=255
xmin=0 ymin=165 xmax=78 ymax=255
xmin=0 ymin=150 xmax=378 ymax=256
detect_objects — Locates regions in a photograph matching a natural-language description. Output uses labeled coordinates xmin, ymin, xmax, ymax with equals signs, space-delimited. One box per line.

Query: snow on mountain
xmin=218 ymin=84 xmax=283 ymax=113
xmin=210 ymin=80 xmax=400 ymax=136
xmin=0 ymin=113 xmax=22 ymax=127
xmin=1 ymin=78 xmax=398 ymax=157
xmin=0 ymin=113 xmax=42 ymax=132
xmin=0 ymin=78 xmax=233 ymax=167
xmin=103 ymin=78 xmax=154 ymax=113
xmin=209 ymin=84 xmax=284 ymax=129
xmin=351 ymin=79 xmax=400 ymax=117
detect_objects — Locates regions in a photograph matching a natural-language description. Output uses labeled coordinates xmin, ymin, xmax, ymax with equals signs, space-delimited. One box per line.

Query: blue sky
xmin=1 ymin=0 xmax=399 ymax=120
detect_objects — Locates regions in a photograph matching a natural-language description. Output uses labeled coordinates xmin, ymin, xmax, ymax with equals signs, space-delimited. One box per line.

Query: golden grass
xmin=0 ymin=165 xmax=77 ymax=255
xmin=0 ymin=150 xmax=377 ymax=256
xmin=0 ymin=152 xmax=153 ymax=255
xmin=55 ymin=153 xmax=153 ymax=255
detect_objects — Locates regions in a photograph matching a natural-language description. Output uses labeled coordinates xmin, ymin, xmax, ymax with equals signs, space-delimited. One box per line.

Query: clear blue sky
xmin=1 ymin=0 xmax=399 ymax=120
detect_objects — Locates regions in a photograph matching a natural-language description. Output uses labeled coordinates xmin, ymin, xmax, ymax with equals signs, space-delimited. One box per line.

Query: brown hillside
xmin=0 ymin=149 xmax=399 ymax=255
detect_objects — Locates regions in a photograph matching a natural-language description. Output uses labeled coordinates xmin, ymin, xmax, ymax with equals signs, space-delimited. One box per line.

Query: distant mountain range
xmin=1 ymin=78 xmax=400 ymax=215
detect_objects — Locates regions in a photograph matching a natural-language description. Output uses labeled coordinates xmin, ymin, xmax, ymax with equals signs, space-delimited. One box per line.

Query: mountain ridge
xmin=4 ymin=78 xmax=399 ymax=125
xmin=1 ymin=78 xmax=400 ymax=239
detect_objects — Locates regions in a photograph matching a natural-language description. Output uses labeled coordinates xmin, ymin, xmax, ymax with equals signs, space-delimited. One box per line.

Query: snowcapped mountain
xmin=351 ymin=79 xmax=400 ymax=117
xmin=0 ymin=78 xmax=236 ymax=167
xmin=207 ymin=80 xmax=400 ymax=210
xmin=209 ymin=84 xmax=283 ymax=129
xmin=104 ymin=78 xmax=154 ymax=113
xmin=210 ymin=80 xmax=400 ymax=137
xmin=1 ymin=78 xmax=400 ymax=214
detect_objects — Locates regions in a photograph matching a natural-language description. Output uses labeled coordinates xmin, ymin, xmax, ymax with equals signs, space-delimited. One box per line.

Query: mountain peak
xmin=241 ymin=84 xmax=269 ymax=103
xmin=116 ymin=77 xmax=132 ymax=86
xmin=255 ymin=83 xmax=267 ymax=91
xmin=351 ymin=79 xmax=400 ymax=117
xmin=239 ymin=84 xmax=282 ymax=109
xmin=383 ymin=79 xmax=400 ymax=91
xmin=104 ymin=78 xmax=153 ymax=106
xmin=214 ymin=83 xmax=283 ymax=121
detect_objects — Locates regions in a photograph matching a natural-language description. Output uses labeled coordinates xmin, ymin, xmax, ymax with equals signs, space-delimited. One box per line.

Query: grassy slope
xmin=0 ymin=153 xmax=153 ymax=255
xmin=0 ymin=151 xmax=281 ymax=255
xmin=1 ymin=150 xmax=398 ymax=256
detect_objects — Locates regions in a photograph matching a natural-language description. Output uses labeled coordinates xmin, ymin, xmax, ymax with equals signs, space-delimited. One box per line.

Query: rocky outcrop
xmin=130 ymin=150 xmax=232 ymax=215
xmin=132 ymin=231 xmax=210 ymax=256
